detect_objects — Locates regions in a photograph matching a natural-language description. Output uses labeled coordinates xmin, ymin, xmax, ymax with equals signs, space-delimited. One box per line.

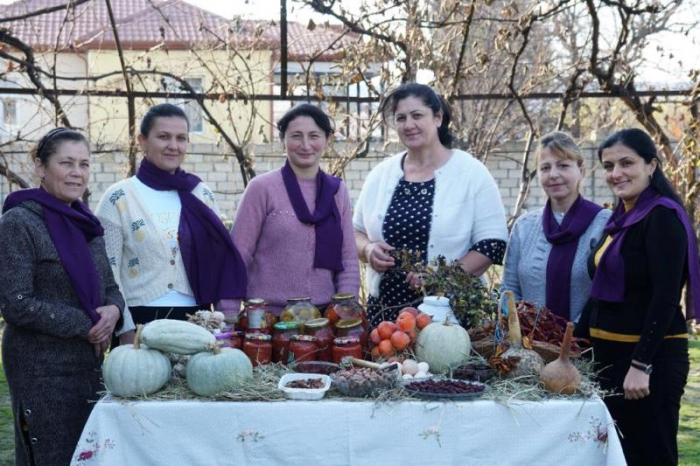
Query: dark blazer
xmin=580 ymin=205 xmax=689 ymax=364
xmin=0 ymin=200 xmax=124 ymax=466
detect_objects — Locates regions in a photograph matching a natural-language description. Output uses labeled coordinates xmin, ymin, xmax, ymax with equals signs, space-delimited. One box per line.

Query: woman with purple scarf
xmin=0 ymin=129 xmax=124 ymax=465
xmin=222 ymin=104 xmax=359 ymax=315
xmin=578 ymin=128 xmax=697 ymax=466
xmin=503 ymin=132 xmax=611 ymax=324
xmin=96 ymin=104 xmax=247 ymax=343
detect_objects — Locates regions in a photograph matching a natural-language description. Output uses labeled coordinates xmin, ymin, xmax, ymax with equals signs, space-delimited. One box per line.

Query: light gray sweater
xmin=502 ymin=207 xmax=611 ymax=323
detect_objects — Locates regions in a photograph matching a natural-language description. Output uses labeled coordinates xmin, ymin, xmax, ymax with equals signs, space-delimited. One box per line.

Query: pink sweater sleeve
xmin=223 ymin=178 xmax=269 ymax=315
xmin=334 ymin=181 xmax=360 ymax=296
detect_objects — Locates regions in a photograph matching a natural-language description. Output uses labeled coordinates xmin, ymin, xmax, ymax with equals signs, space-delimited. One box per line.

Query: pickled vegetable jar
xmin=279 ymin=297 xmax=321 ymax=331
xmin=288 ymin=335 xmax=318 ymax=364
xmin=239 ymin=298 xmax=276 ymax=334
xmin=272 ymin=321 xmax=300 ymax=363
xmin=304 ymin=318 xmax=334 ymax=362
xmin=332 ymin=337 xmax=362 ymax=364
xmin=243 ymin=333 xmax=272 ymax=366
xmin=325 ymin=293 xmax=367 ymax=328
xmin=335 ymin=318 xmax=367 ymax=350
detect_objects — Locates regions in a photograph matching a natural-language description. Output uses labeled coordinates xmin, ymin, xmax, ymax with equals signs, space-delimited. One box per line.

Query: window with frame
xmin=163 ymin=77 xmax=204 ymax=133
xmin=0 ymin=79 xmax=20 ymax=136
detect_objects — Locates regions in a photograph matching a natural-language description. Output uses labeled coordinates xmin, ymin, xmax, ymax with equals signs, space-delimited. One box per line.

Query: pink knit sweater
xmin=223 ymin=168 xmax=360 ymax=315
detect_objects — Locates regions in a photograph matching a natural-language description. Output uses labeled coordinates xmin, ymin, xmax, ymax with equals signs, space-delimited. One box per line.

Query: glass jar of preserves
xmin=332 ymin=337 xmax=362 ymax=364
xmin=243 ymin=333 xmax=272 ymax=367
xmin=304 ymin=318 xmax=334 ymax=362
xmin=325 ymin=293 xmax=367 ymax=329
xmin=279 ymin=297 xmax=322 ymax=331
xmin=288 ymin=335 xmax=318 ymax=364
xmin=335 ymin=318 xmax=367 ymax=350
xmin=272 ymin=321 xmax=301 ymax=364
xmin=230 ymin=331 xmax=244 ymax=350
xmin=239 ymin=298 xmax=276 ymax=334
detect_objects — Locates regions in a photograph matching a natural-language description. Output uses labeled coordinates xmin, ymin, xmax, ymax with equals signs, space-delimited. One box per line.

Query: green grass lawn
xmin=679 ymin=339 xmax=700 ymax=466
xmin=0 ymin=337 xmax=698 ymax=463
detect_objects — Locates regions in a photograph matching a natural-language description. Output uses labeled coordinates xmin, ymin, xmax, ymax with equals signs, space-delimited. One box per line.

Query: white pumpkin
xmin=186 ymin=347 xmax=253 ymax=396
xmin=140 ymin=319 xmax=216 ymax=355
xmin=103 ymin=325 xmax=171 ymax=397
xmin=415 ymin=319 xmax=471 ymax=375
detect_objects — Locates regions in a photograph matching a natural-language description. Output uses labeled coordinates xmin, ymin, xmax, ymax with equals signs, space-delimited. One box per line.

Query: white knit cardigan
xmin=95 ymin=177 xmax=220 ymax=334
xmin=353 ymin=149 xmax=509 ymax=297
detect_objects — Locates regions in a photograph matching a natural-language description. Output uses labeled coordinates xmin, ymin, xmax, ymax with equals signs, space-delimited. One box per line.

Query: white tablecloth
xmin=71 ymin=397 xmax=626 ymax=466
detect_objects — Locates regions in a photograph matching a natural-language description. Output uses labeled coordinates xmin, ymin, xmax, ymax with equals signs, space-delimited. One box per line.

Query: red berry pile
xmin=405 ymin=379 xmax=485 ymax=394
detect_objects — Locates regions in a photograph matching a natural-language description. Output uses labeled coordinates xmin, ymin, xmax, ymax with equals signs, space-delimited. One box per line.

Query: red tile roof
xmin=0 ymin=0 xmax=360 ymax=60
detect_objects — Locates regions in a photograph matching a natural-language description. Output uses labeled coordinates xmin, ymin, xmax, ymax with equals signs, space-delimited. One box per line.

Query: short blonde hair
xmin=537 ymin=131 xmax=583 ymax=167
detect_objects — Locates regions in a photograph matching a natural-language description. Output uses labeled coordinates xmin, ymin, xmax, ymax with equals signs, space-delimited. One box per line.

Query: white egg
xmin=415 ymin=371 xmax=428 ymax=379
xmin=417 ymin=362 xmax=429 ymax=373
xmin=402 ymin=359 xmax=419 ymax=376
xmin=402 ymin=373 xmax=414 ymax=380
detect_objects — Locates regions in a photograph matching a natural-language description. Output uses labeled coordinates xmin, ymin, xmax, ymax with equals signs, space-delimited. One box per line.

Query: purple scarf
xmin=281 ymin=160 xmax=344 ymax=271
xmin=136 ymin=158 xmax=247 ymax=303
xmin=2 ymin=188 xmax=103 ymax=324
xmin=590 ymin=186 xmax=699 ymax=320
xmin=542 ymin=195 xmax=603 ymax=321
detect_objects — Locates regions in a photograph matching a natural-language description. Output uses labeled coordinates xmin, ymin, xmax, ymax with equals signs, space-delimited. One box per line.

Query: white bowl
xmin=278 ymin=373 xmax=331 ymax=401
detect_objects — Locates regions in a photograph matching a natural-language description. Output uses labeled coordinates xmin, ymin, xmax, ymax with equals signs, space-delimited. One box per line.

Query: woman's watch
xmin=630 ymin=360 xmax=653 ymax=375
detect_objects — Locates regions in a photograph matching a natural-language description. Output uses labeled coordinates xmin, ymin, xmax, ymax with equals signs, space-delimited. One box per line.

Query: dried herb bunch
xmin=392 ymin=250 xmax=498 ymax=328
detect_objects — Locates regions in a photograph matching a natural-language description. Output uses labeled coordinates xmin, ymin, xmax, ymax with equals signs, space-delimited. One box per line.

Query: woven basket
xmin=471 ymin=337 xmax=579 ymax=363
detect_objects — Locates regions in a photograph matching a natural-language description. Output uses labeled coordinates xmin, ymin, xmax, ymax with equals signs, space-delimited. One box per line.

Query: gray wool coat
xmin=0 ymin=200 xmax=124 ymax=466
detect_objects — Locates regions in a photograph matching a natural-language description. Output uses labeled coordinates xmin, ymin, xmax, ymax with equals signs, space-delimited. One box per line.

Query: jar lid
xmin=291 ymin=334 xmax=317 ymax=342
xmin=274 ymin=321 xmax=300 ymax=331
xmin=287 ymin=297 xmax=311 ymax=303
xmin=245 ymin=333 xmax=272 ymax=341
xmin=331 ymin=293 xmax=355 ymax=300
xmin=335 ymin=318 xmax=363 ymax=329
xmin=334 ymin=337 xmax=360 ymax=346
xmin=305 ymin=318 xmax=330 ymax=328
xmin=246 ymin=298 xmax=267 ymax=306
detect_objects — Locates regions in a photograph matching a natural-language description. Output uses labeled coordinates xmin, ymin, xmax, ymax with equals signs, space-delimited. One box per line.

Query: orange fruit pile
xmin=369 ymin=307 xmax=433 ymax=360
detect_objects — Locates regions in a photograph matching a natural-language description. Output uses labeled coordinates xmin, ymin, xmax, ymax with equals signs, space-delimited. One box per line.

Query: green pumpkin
xmin=103 ymin=325 xmax=171 ymax=397
xmin=415 ymin=319 xmax=471 ymax=375
xmin=186 ymin=347 xmax=253 ymax=396
xmin=140 ymin=319 xmax=216 ymax=355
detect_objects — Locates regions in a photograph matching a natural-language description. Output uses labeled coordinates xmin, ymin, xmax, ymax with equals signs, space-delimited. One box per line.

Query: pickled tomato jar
xmin=243 ymin=333 xmax=272 ymax=367
xmin=325 ymin=293 xmax=367 ymax=329
xmin=272 ymin=321 xmax=301 ymax=364
xmin=332 ymin=337 xmax=362 ymax=364
xmin=304 ymin=318 xmax=334 ymax=362
xmin=288 ymin=335 xmax=318 ymax=364
xmin=335 ymin=318 xmax=367 ymax=350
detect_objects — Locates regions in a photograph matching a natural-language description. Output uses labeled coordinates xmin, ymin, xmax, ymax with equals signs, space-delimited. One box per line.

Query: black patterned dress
xmin=366 ymin=179 xmax=507 ymax=329
xmin=367 ymin=178 xmax=435 ymax=328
